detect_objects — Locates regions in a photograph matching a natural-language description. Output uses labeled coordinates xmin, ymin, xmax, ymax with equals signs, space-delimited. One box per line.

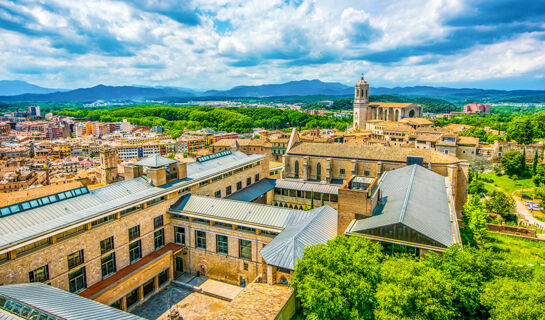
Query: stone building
xmin=282 ymin=129 xmax=469 ymax=216
xmin=353 ymin=75 xmax=423 ymax=130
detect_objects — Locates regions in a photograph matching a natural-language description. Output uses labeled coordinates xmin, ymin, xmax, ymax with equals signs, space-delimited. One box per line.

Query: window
xmin=214 ymin=190 xmax=221 ymax=198
xmin=216 ymin=235 xmax=228 ymax=255
xmin=174 ymin=226 xmax=185 ymax=245
xmin=196 ymin=231 xmax=206 ymax=249
xmin=67 ymin=250 xmax=84 ymax=270
xmin=255 ymin=174 xmax=260 ymax=181
xmin=100 ymin=236 xmax=114 ymax=254
xmin=246 ymin=177 xmax=252 ymax=186
xmin=91 ymin=214 xmax=115 ymax=227
xmin=340 ymin=168 xmax=346 ymax=175
xmin=236 ymin=181 xmax=242 ymax=190
xmin=364 ymin=170 xmax=370 ymax=176
xmin=29 ymin=265 xmax=49 ymax=283
xmin=101 ymin=253 xmax=116 ymax=279
xmin=68 ymin=267 xmax=86 ymax=293
xmin=226 ymin=186 xmax=232 ymax=195
xmin=129 ymin=240 xmax=142 ymax=263
xmin=239 ymin=240 xmax=252 ymax=260
xmin=294 ymin=160 xmax=300 ymax=178
xmin=154 ymin=215 xmax=164 ymax=229
xmin=154 ymin=229 xmax=165 ymax=249
xmin=129 ymin=225 xmax=140 ymax=241
xmin=243 ymin=262 xmax=249 ymax=271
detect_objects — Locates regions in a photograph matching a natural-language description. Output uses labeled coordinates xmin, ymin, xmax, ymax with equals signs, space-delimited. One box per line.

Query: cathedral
xmin=353 ymin=75 xmax=423 ymax=130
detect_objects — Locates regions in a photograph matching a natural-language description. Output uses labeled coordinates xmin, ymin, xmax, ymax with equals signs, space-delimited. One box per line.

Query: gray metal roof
xmin=274 ymin=179 xmax=339 ymax=195
xmin=170 ymin=194 xmax=315 ymax=229
xmin=130 ymin=155 xmax=177 ymax=168
xmin=0 ymin=178 xmax=163 ymax=249
xmin=0 ymin=151 xmax=265 ymax=251
xmin=0 ymin=283 xmax=145 ymax=320
xmin=0 ymin=311 xmax=21 ymax=320
xmin=349 ymin=165 xmax=458 ymax=247
xmin=226 ymin=178 xmax=276 ymax=202
xmin=260 ymin=205 xmax=337 ymax=270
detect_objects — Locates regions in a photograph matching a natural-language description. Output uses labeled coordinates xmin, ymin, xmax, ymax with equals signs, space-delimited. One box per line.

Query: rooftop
xmin=130 ymin=155 xmax=178 ymax=168
xmin=347 ymin=165 xmax=460 ymax=249
xmin=0 ymin=283 xmax=145 ymax=320
xmin=287 ymin=142 xmax=460 ymax=164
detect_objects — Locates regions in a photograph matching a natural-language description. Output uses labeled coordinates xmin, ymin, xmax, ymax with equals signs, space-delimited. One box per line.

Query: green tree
xmin=292 ymin=236 xmax=383 ymax=320
xmin=507 ymin=117 xmax=535 ymax=144
xmin=464 ymin=196 xmax=488 ymax=246
xmin=500 ymin=150 xmax=525 ymax=176
xmin=310 ymin=190 xmax=315 ymax=209
xmin=183 ymin=152 xmax=189 ymax=158
xmin=468 ymin=180 xmax=487 ymax=194
xmin=485 ymin=191 xmax=515 ymax=218
xmin=522 ymin=148 xmax=528 ymax=176
xmin=533 ymin=163 xmax=545 ymax=186
xmin=481 ymin=275 xmax=545 ymax=320
xmin=167 ymin=153 xmax=175 ymax=159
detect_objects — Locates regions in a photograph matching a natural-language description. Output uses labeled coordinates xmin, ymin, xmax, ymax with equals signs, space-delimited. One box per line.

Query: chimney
xmin=177 ymin=162 xmax=187 ymax=180
xmin=147 ymin=167 xmax=167 ymax=186
xmin=124 ymin=165 xmax=142 ymax=180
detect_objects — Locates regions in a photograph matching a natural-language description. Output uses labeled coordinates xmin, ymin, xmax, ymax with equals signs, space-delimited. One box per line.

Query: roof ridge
xmin=399 ymin=165 xmax=417 ymax=223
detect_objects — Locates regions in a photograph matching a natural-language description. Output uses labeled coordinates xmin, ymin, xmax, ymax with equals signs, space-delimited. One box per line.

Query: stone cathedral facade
xmin=353 ymin=75 xmax=423 ymax=130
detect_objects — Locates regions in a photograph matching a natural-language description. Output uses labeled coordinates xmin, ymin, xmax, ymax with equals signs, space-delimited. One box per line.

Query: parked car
xmin=522 ymin=194 xmax=533 ymax=200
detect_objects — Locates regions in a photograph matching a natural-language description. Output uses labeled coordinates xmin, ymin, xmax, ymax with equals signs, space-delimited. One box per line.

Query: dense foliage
xmin=55 ymin=106 xmax=352 ymax=137
xmin=292 ymin=236 xmax=536 ymax=320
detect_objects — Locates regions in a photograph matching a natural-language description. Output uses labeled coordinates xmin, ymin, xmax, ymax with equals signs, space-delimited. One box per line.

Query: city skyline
xmin=0 ymin=0 xmax=544 ymax=90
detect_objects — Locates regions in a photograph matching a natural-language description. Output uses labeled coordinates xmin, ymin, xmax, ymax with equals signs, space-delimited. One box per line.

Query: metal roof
xmin=130 ymin=155 xmax=177 ymax=168
xmin=274 ymin=179 xmax=339 ymax=195
xmin=226 ymin=178 xmax=277 ymax=202
xmin=0 ymin=311 xmax=21 ymax=320
xmin=0 ymin=151 xmax=265 ymax=250
xmin=348 ymin=165 xmax=458 ymax=247
xmin=0 ymin=178 xmax=163 ymax=249
xmin=0 ymin=283 xmax=145 ymax=320
xmin=170 ymin=194 xmax=315 ymax=229
xmin=260 ymin=205 xmax=337 ymax=270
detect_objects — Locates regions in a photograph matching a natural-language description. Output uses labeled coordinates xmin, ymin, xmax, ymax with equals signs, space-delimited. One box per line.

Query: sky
xmin=0 ymin=0 xmax=544 ymax=90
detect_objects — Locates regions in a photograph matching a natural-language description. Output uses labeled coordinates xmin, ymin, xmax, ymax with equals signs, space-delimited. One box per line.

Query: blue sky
xmin=0 ymin=0 xmax=544 ymax=90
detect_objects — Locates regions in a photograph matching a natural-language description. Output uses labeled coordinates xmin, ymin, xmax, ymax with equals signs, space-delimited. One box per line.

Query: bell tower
xmin=99 ymin=147 xmax=118 ymax=184
xmin=353 ymin=74 xmax=370 ymax=131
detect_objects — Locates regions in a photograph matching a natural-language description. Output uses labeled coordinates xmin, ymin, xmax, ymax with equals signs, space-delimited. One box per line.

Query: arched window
xmin=409 ymin=109 xmax=415 ymax=118
xmin=316 ymin=163 xmax=322 ymax=180
xmin=294 ymin=160 xmax=300 ymax=178
xmin=395 ymin=109 xmax=400 ymax=121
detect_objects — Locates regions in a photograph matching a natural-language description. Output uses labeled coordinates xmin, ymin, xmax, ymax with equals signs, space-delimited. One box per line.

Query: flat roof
xmin=0 ymin=152 xmax=264 ymax=251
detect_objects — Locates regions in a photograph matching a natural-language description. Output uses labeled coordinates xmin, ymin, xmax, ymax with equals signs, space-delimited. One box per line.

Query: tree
xmin=485 ymin=191 xmax=515 ymax=218
xmin=481 ymin=275 xmax=545 ymax=320
xmin=535 ymin=186 xmax=545 ymax=203
xmin=292 ymin=236 xmax=384 ymax=320
xmin=500 ymin=150 xmax=525 ymax=176
xmin=310 ymin=190 xmax=315 ymax=209
xmin=182 ymin=151 xmax=189 ymax=158
xmin=320 ymin=193 xmax=324 ymax=207
xmin=464 ymin=196 xmax=488 ymax=246
xmin=533 ymin=163 xmax=545 ymax=186
xmin=167 ymin=153 xmax=175 ymax=159
xmin=507 ymin=117 xmax=535 ymax=145
xmin=468 ymin=180 xmax=487 ymax=195
xmin=522 ymin=148 xmax=528 ymax=176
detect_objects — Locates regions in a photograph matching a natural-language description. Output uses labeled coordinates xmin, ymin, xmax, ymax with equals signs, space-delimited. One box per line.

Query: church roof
xmin=287 ymin=142 xmax=460 ymax=164
xmin=369 ymin=102 xmax=415 ymax=108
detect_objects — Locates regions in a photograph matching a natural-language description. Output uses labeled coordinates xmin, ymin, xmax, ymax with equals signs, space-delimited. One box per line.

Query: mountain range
xmin=0 ymin=79 xmax=544 ymax=103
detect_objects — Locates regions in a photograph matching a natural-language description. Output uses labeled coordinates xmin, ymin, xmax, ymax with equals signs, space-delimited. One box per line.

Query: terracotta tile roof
xmin=369 ymin=102 xmax=415 ymax=108
xmin=415 ymin=134 xmax=439 ymax=142
xmin=400 ymin=117 xmax=433 ymax=125
xmin=288 ymin=142 xmax=460 ymax=164
xmin=445 ymin=123 xmax=471 ymax=133
xmin=213 ymin=139 xmax=236 ymax=147
xmin=457 ymin=136 xmax=479 ymax=146
xmin=206 ymin=283 xmax=293 ymax=320
xmin=79 ymin=243 xmax=183 ymax=299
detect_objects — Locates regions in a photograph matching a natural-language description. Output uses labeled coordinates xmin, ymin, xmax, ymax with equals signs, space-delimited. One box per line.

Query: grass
xmin=479 ymin=173 xmax=534 ymax=194
xmin=485 ymin=233 xmax=545 ymax=266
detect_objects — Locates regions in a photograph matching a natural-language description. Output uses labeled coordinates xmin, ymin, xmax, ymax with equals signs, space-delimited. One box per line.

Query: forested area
xmin=292 ymin=234 xmax=545 ymax=320
xmin=56 ymin=106 xmax=352 ymax=137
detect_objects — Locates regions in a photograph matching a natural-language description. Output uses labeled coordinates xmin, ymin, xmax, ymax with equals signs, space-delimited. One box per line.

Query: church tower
xmin=99 ymin=147 xmax=118 ymax=184
xmin=353 ymin=74 xmax=370 ymax=131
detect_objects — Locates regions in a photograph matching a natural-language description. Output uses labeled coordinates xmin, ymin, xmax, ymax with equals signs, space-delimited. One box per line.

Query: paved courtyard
xmin=196 ymin=279 xmax=243 ymax=300
xmin=156 ymin=292 xmax=229 ymax=320
xmin=131 ymin=284 xmax=192 ymax=320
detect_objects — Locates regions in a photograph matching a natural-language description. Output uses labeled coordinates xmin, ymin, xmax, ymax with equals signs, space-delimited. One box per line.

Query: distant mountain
xmin=0 ymin=84 xmax=196 ymax=102
xmin=370 ymin=86 xmax=545 ymax=100
xmin=202 ymin=79 xmax=353 ymax=97
xmin=0 ymin=80 xmax=65 ymax=96
xmin=1 ymin=80 xmax=544 ymax=103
